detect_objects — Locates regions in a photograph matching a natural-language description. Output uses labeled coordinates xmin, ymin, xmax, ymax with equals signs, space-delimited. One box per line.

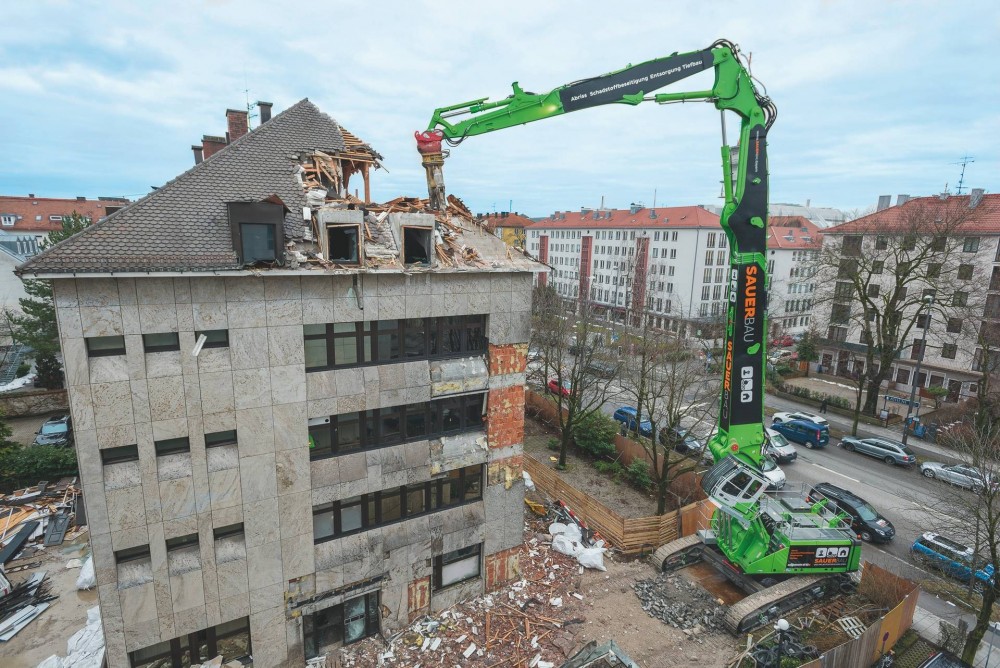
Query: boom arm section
xmin=417 ymin=39 xmax=775 ymax=479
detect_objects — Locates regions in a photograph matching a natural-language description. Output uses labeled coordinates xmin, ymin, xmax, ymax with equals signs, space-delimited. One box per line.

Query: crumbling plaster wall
xmin=55 ymin=269 xmax=532 ymax=668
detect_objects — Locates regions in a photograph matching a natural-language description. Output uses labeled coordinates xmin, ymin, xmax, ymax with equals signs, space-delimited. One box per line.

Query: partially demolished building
xmin=16 ymin=99 xmax=536 ymax=667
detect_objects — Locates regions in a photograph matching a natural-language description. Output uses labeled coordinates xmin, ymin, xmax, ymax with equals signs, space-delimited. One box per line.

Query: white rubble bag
xmin=36 ymin=606 xmax=105 ymax=668
xmin=549 ymin=523 xmax=607 ymax=571
xmin=75 ymin=555 xmax=95 ymax=590
xmin=522 ymin=470 xmax=535 ymax=491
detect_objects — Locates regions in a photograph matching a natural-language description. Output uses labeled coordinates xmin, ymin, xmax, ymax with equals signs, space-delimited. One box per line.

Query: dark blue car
xmin=612 ymin=406 xmax=652 ymax=437
xmin=770 ymin=418 xmax=829 ymax=449
xmin=912 ymin=532 xmax=995 ymax=590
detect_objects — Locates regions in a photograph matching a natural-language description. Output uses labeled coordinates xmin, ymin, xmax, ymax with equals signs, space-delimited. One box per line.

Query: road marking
xmin=810 ymin=463 xmax=860 ymax=483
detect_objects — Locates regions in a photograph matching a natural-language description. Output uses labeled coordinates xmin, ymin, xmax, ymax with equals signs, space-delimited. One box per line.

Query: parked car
xmin=585 ymin=359 xmax=618 ymax=379
xmin=612 ymin=406 xmax=652 ymax=438
xmin=806 ymin=482 xmax=895 ymax=543
xmin=772 ymin=333 xmax=795 ymax=347
xmin=767 ymin=349 xmax=797 ymax=366
xmin=920 ymin=461 xmax=996 ymax=493
xmin=528 ymin=347 xmax=543 ymax=362
xmin=771 ymin=410 xmax=829 ymax=428
xmin=546 ymin=378 xmax=571 ymax=397
xmin=659 ymin=426 xmax=703 ymax=455
xmin=760 ymin=456 xmax=785 ymax=490
xmin=911 ymin=532 xmax=995 ymax=590
xmin=32 ymin=414 xmax=73 ymax=447
xmin=839 ymin=436 xmax=916 ymax=466
xmin=763 ymin=428 xmax=797 ymax=463
xmin=770 ymin=419 xmax=829 ymax=449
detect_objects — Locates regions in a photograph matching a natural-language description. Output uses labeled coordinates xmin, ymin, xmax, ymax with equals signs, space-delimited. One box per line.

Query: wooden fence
xmin=524 ymin=454 xmax=710 ymax=555
xmin=796 ymin=562 xmax=918 ymax=667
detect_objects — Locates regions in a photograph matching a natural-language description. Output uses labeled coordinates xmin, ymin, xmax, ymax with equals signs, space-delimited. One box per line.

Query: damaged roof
xmin=17 ymin=99 xmax=539 ymax=276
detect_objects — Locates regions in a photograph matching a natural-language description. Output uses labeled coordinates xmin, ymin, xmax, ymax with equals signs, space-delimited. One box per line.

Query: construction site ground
xmin=0 ymin=528 xmax=95 ymax=668
xmin=523 ymin=418 xmax=657 ymax=518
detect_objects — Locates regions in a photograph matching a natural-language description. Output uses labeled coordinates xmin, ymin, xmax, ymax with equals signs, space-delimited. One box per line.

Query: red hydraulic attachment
xmin=414 ymin=130 xmax=444 ymax=155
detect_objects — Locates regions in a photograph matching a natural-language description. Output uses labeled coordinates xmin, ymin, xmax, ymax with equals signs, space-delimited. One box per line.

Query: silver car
xmin=839 ymin=436 xmax=917 ymax=466
xmin=921 ymin=462 xmax=995 ymax=493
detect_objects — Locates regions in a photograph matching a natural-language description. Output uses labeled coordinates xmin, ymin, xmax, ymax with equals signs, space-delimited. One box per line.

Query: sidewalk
xmin=910 ymin=605 xmax=1000 ymax=667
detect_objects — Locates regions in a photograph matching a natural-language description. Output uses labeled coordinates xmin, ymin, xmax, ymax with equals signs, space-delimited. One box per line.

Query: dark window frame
xmin=433 ymin=543 xmax=483 ymax=591
xmin=196 ymin=329 xmax=230 ymax=349
xmin=304 ymin=315 xmax=487 ymax=372
xmin=115 ymin=544 xmax=151 ymax=564
xmin=142 ymin=332 xmax=181 ymax=353
xmin=312 ymin=464 xmax=484 ymax=544
xmin=101 ymin=444 xmax=139 ymax=465
xmin=303 ymin=592 xmax=379 ymax=658
xmin=213 ymin=523 xmax=245 ymax=540
xmin=941 ymin=343 xmax=958 ymax=360
xmin=227 ymin=201 xmax=285 ymax=267
xmin=326 ymin=224 xmax=362 ymax=265
xmin=154 ymin=437 xmax=191 ymax=457
xmin=309 ymin=393 xmax=484 ymax=460
xmin=86 ymin=335 xmax=126 ymax=357
xmin=204 ymin=430 xmax=237 ymax=448
xmin=165 ymin=533 xmax=199 ymax=552
xmin=129 ymin=616 xmax=250 ymax=668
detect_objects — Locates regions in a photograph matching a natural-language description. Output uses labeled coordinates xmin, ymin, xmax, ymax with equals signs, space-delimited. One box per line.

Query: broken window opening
xmin=327 ymin=224 xmax=360 ymax=264
xmin=403 ymin=226 xmax=433 ymax=265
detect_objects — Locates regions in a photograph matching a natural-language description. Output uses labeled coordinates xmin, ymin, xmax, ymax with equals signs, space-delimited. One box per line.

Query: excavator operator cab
xmin=702 ymin=455 xmax=769 ymax=509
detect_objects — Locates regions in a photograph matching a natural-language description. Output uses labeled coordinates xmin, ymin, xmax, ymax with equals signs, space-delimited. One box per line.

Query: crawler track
xmin=651 ymin=535 xmax=854 ymax=635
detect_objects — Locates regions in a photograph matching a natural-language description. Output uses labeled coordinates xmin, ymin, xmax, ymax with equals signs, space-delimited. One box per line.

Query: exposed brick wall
xmin=488 ymin=343 xmax=527 ymax=375
xmin=486 ymin=385 xmax=524 ymax=449
xmin=407 ymin=576 xmax=431 ymax=621
xmin=226 ymin=109 xmax=248 ymax=142
xmin=484 ymin=546 xmax=521 ymax=591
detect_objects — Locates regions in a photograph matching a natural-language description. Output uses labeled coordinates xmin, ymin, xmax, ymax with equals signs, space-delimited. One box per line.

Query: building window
xmin=952 ymin=291 xmax=968 ymax=307
xmin=946 ymin=318 xmax=962 ymax=334
xmin=403 ymin=227 xmax=433 ymax=265
xmin=941 ymin=343 xmax=958 ymax=359
xmin=304 ymin=316 xmax=486 ymax=372
xmin=303 ymin=592 xmax=379 ymax=658
xmin=0 ymin=214 xmax=15 ymax=226
xmin=101 ymin=444 xmax=139 ymax=465
xmin=669 ymin=249 xmax=676 ymax=259
xmin=197 ymin=329 xmax=229 ymax=348
xmin=704 ymin=250 xmax=713 ymax=266
xmin=895 ymin=367 xmax=911 ymax=384
xmin=213 ymin=523 xmax=244 ymax=540
xmin=312 ymin=465 xmax=484 ymax=543
xmin=963 ymin=237 xmax=980 ymax=253
xmin=115 ymin=545 xmax=151 ymax=565
xmin=872 ymin=260 xmax=884 ymax=274
xmin=154 ymin=437 xmax=191 ymax=457
xmin=434 ymin=543 xmax=482 ymax=590
xmin=165 ymin=533 xmax=199 ymax=552
xmin=927 ymin=263 xmax=942 ymax=279
xmin=867 ymin=284 xmax=880 ymax=298
xmin=310 ymin=394 xmax=484 ymax=460
xmin=205 ymin=430 xmax=237 ymax=448
xmin=143 ymin=332 xmax=180 ymax=353
xmin=842 ymin=236 xmax=862 ymax=256
xmin=130 ymin=617 xmax=251 ymax=668
xmin=241 ymin=223 xmax=277 ymax=263
xmin=86 ymin=335 xmax=126 ymax=357
xmin=958 ymin=264 xmax=974 ymax=280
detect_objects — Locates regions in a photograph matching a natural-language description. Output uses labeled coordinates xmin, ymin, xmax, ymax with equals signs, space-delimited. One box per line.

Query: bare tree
xmin=530 ymin=285 xmax=616 ymax=469
xmin=812 ymin=199 xmax=986 ymax=417
xmin=921 ymin=422 xmax=1000 ymax=664
xmin=619 ymin=313 xmax=719 ymax=514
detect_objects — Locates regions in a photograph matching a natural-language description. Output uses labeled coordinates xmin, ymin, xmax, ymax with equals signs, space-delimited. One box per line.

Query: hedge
xmin=0 ymin=445 xmax=78 ymax=493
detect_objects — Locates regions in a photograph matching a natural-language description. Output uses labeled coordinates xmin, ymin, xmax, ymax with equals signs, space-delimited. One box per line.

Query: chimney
xmin=192 ymin=145 xmax=204 ymax=165
xmin=202 ymin=135 xmax=227 ymax=159
xmin=76 ymin=196 xmax=86 ymax=202
xmin=876 ymin=195 xmax=891 ymax=211
xmin=649 ymin=209 xmax=657 ymax=219
xmin=629 ymin=203 xmax=641 ymax=215
xmin=970 ymin=188 xmax=985 ymax=208
xmin=29 ymin=193 xmax=35 ymax=198
xmin=225 ymin=109 xmax=249 ymax=143
xmin=257 ymin=101 xmax=273 ymax=124
xmin=896 ymin=194 xmax=910 ymax=206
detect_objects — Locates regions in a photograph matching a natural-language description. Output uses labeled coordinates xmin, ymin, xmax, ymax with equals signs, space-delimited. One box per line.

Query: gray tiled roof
xmin=17 ymin=99 xmax=348 ymax=275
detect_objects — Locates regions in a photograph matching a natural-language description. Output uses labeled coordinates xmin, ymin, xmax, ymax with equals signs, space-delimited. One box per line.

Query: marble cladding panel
xmin=137 ymin=304 xmax=178 ymax=333
xmin=92 ymin=381 xmax=135 ymax=428
xmin=57 ymin=307 xmax=83 ymax=339
xmin=199 ymin=371 xmax=235 ymax=415
xmin=147 ymin=374 xmax=186 ymax=420
xmin=233 ymin=368 xmax=271 ymax=410
xmin=80 ymin=306 xmax=124 ymax=337
xmin=196 ymin=347 xmax=232 ymax=374
xmin=277 ymin=491 xmax=312 ymax=539
xmin=246 ymin=540 xmax=283 ymax=588
xmin=202 ymin=410 xmax=237 ymax=434
xmin=235 ymin=406 xmax=274 ymax=457
xmin=78 ymin=278 xmax=120 ymax=307
xmin=145 ymin=351 xmax=182 ymax=379
xmin=216 ymin=558 xmax=250 ymax=599
xmin=135 ymin=278 xmax=175 ymax=305
xmin=121 ymin=305 xmax=142 ymax=336
xmin=158 ymin=477 xmax=196 ymax=520
xmin=306 ymin=369 xmax=337 ymax=401
xmin=267 ymin=325 xmax=304 ymax=366
xmin=301 ymin=299 xmax=335 ymax=324
xmin=190 ymin=277 xmax=225 ymax=303
xmin=192 ymin=301 xmax=228 ymax=330
xmin=206 ymin=444 xmax=239 ymax=473
xmin=52 ymin=278 xmax=79 ymax=307
xmin=281 ymin=533 xmax=315 ymax=580
xmin=266 ymin=299 xmax=302 ymax=327
xmin=227 ymin=301 xmax=267 ymax=329
xmin=224 ymin=277 xmax=265 ymax=303
xmin=69 ymin=384 xmax=96 ymax=431
xmin=243 ymin=498 xmax=280 ymax=548
xmin=275 ymin=447 xmax=310 ymax=496
xmin=209 ymin=468 xmax=242 ymax=511
xmin=170 ymin=569 xmax=206 ymax=614
xmin=175 ymin=304 xmax=193 ymax=332
xmin=103 ymin=461 xmax=142 ymax=491
xmin=214 ymin=534 xmax=247 ymax=565
xmin=229 ymin=327 xmax=269 ymax=370
xmin=270 ymin=364 xmax=305 ymax=405
xmin=273 ymin=401 xmax=307 ymax=452
xmin=171 ymin=278 xmax=191 ymax=304
xmin=156 ymin=452 xmax=192 ymax=482
xmin=239 ymin=453 xmax=277 ymax=503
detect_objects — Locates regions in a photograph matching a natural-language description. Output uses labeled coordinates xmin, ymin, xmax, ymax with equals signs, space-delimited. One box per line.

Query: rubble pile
xmin=633 ymin=573 xmax=726 ymax=632
xmin=339 ymin=523 xmax=598 ymax=667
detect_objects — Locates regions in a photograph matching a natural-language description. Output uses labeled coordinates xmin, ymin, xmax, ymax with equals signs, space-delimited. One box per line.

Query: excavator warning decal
xmin=788 ymin=546 xmax=852 ymax=569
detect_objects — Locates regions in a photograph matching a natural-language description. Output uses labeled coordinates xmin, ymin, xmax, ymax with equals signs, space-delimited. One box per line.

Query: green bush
xmin=594 ymin=460 xmax=625 ymax=477
xmin=626 ymin=460 xmax=653 ymax=491
xmin=15 ymin=362 xmax=31 ymax=378
xmin=0 ymin=445 xmax=78 ymax=493
xmin=547 ymin=438 xmax=560 ymax=452
xmin=574 ymin=412 xmax=618 ymax=460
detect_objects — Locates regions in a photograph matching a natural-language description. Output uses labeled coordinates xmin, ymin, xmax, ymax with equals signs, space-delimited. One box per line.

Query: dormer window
xmin=227 ymin=201 xmax=285 ymax=267
xmin=327 ymin=224 xmax=360 ymax=264
xmin=403 ymin=227 xmax=432 ymax=265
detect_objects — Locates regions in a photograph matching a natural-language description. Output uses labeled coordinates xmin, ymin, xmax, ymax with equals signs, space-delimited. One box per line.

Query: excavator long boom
xmin=418 ymin=40 xmax=775 ymax=483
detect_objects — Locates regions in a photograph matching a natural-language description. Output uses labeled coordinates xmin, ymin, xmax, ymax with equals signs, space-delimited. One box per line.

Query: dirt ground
xmin=524 ymin=419 xmax=658 ymax=518
xmin=0 ymin=529 xmax=96 ymax=668
xmin=572 ymin=555 xmax=739 ymax=667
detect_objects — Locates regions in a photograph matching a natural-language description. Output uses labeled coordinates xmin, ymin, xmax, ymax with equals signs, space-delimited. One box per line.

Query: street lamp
xmin=774 ymin=618 xmax=789 ymax=667
xmin=902 ymin=294 xmax=934 ymax=445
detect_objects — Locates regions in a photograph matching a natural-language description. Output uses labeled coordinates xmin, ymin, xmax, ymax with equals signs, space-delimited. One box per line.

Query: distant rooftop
xmin=532 ymin=205 xmax=720 ymax=230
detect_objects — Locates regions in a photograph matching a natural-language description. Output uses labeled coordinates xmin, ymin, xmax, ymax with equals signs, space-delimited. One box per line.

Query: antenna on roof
xmin=952 ymin=155 xmax=975 ymax=195
xmin=243 ymin=69 xmax=259 ymax=131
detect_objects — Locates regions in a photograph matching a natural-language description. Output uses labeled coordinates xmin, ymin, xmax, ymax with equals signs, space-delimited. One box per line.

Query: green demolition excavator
xmin=417 ymin=39 xmax=861 ymax=634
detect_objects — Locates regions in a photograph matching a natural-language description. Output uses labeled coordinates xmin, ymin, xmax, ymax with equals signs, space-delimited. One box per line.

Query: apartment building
xmin=0 ymin=194 xmax=129 ymax=243
xmin=766 ymin=216 xmax=822 ymax=336
xmin=816 ymin=190 xmax=1000 ymax=405
xmin=16 ymin=100 xmax=533 ymax=668
xmin=527 ymin=204 xmax=739 ymax=335
xmin=480 ymin=211 xmax=534 ymax=249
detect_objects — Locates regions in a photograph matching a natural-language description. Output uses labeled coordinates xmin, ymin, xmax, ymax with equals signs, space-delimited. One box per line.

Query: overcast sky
xmin=2 ymin=1 xmax=997 ymax=218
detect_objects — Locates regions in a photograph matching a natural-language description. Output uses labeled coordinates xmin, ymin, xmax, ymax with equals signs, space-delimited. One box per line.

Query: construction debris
xmin=0 ymin=571 xmax=55 ymax=641
xmin=339 ymin=516 xmax=599 ymax=667
xmin=0 ymin=478 xmax=83 ymax=563
xmin=633 ymin=573 xmax=726 ymax=632
xmin=36 ymin=606 xmax=105 ymax=668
